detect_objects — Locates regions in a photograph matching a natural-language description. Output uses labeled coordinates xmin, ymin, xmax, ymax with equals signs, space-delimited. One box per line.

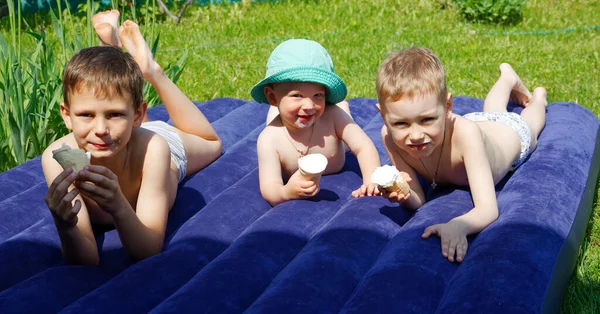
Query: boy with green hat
xmin=252 ymin=39 xmax=381 ymax=205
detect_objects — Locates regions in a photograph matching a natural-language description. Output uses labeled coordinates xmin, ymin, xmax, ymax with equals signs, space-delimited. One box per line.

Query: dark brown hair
xmin=63 ymin=46 xmax=144 ymax=109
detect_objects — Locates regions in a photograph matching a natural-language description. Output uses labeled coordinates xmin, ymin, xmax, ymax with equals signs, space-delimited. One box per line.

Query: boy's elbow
xmin=262 ymin=191 xmax=281 ymax=207
xmin=261 ymin=185 xmax=285 ymax=207
xmin=215 ymin=138 xmax=223 ymax=156
xmin=129 ymin=243 xmax=163 ymax=261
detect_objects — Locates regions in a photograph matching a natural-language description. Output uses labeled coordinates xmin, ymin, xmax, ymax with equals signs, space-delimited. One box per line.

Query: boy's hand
xmin=284 ymin=170 xmax=320 ymax=200
xmin=378 ymin=171 xmax=412 ymax=202
xmin=380 ymin=189 xmax=411 ymax=203
xmin=75 ymin=165 xmax=127 ymax=214
xmin=422 ymin=220 xmax=469 ymax=263
xmin=351 ymin=183 xmax=380 ymax=198
xmin=44 ymin=168 xmax=81 ymax=229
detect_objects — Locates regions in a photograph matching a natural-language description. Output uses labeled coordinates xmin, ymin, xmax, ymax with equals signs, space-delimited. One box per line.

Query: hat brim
xmin=250 ymin=67 xmax=347 ymax=105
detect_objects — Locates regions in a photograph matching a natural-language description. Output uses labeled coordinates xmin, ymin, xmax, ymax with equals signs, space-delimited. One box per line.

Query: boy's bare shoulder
xmin=451 ymin=114 xmax=483 ymax=149
xmin=130 ymin=127 xmax=171 ymax=162
xmin=259 ymin=116 xmax=285 ymax=140
xmin=322 ymin=103 xmax=345 ymax=118
xmin=257 ymin=124 xmax=282 ymax=148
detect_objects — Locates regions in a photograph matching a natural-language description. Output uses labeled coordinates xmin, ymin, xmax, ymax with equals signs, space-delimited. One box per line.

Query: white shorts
xmin=141 ymin=121 xmax=187 ymax=182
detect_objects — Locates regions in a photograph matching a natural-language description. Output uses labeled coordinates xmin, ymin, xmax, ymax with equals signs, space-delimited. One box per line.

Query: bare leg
xmin=92 ymin=10 xmax=121 ymax=47
xmin=119 ymin=20 xmax=222 ymax=175
xmin=520 ymin=87 xmax=548 ymax=149
xmin=483 ymin=63 xmax=532 ymax=113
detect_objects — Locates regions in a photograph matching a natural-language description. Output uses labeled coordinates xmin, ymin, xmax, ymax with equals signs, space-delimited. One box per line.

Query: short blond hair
xmin=376 ymin=47 xmax=447 ymax=107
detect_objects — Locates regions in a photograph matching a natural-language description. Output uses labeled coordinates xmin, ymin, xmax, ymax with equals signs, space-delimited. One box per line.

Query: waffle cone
xmin=299 ymin=168 xmax=323 ymax=182
xmin=52 ymin=144 xmax=90 ymax=172
xmin=380 ymin=179 xmax=410 ymax=196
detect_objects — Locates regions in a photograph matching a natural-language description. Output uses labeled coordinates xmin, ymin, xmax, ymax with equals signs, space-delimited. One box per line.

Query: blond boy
xmin=42 ymin=13 xmax=221 ymax=265
xmin=377 ymin=47 xmax=547 ymax=263
xmin=253 ymin=39 xmax=381 ymax=206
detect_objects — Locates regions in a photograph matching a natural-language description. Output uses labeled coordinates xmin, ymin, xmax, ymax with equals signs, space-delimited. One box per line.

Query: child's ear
xmin=445 ymin=93 xmax=453 ymax=116
xmin=60 ymin=102 xmax=73 ymax=130
xmin=133 ymin=101 xmax=147 ymax=128
xmin=264 ymin=85 xmax=278 ymax=107
xmin=376 ymin=102 xmax=387 ymax=120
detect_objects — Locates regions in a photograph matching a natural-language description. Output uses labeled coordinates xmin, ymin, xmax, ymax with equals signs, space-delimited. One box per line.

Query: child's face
xmin=379 ymin=92 xmax=451 ymax=159
xmin=60 ymin=87 xmax=144 ymax=159
xmin=265 ymin=82 xmax=326 ymax=129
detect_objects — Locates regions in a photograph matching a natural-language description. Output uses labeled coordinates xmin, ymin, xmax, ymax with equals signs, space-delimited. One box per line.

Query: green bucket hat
xmin=250 ymin=39 xmax=347 ymax=105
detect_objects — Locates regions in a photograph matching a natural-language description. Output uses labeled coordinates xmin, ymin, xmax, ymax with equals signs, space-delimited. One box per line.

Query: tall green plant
xmin=0 ymin=0 xmax=188 ymax=172
xmin=0 ymin=1 xmax=64 ymax=171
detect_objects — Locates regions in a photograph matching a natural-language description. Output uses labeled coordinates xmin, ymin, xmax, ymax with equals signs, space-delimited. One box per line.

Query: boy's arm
xmin=42 ymin=145 xmax=99 ymax=265
xmin=381 ymin=125 xmax=425 ymax=210
xmin=257 ymin=130 xmax=291 ymax=206
xmin=422 ymin=124 xmax=499 ymax=263
xmin=332 ymin=106 xmax=381 ymax=188
xmin=450 ymin=123 xmax=499 ymax=234
xmin=110 ymin=137 xmax=173 ymax=260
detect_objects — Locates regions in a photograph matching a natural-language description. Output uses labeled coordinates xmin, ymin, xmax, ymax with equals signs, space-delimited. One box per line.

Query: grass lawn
xmin=3 ymin=0 xmax=599 ymax=312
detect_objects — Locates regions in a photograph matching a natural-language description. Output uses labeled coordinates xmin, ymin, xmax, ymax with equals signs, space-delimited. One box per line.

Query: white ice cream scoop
xmin=298 ymin=153 xmax=328 ymax=182
xmin=371 ymin=165 xmax=410 ymax=195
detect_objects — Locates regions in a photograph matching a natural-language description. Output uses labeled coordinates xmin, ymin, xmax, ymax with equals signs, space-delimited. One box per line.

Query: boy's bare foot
xmin=499 ymin=63 xmax=532 ymax=107
xmin=92 ymin=10 xmax=121 ymax=47
xmin=531 ymin=87 xmax=548 ymax=108
xmin=118 ymin=20 xmax=162 ymax=80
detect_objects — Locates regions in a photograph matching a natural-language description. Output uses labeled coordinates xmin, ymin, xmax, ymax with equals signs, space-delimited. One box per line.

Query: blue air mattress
xmin=0 ymin=97 xmax=598 ymax=313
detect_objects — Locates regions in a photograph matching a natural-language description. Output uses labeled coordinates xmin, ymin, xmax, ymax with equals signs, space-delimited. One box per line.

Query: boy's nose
xmin=301 ymin=98 xmax=315 ymax=111
xmin=409 ymin=125 xmax=424 ymax=141
xmin=93 ymin=119 xmax=109 ymax=135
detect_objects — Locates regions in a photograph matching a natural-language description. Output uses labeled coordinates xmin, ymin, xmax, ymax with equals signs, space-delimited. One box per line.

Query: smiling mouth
xmin=407 ymin=143 xmax=428 ymax=151
xmin=90 ymin=143 xmax=112 ymax=150
xmin=297 ymin=115 xmax=314 ymax=122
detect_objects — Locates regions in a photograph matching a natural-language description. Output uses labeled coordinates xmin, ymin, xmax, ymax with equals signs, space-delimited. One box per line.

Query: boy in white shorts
xmin=376 ymin=47 xmax=547 ymax=263
xmin=42 ymin=11 xmax=222 ymax=265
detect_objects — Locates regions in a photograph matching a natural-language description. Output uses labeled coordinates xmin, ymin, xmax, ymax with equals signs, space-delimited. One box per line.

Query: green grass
xmin=2 ymin=0 xmax=600 ymax=312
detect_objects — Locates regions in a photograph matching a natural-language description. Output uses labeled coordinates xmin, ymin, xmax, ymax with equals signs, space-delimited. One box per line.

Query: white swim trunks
xmin=141 ymin=121 xmax=187 ymax=182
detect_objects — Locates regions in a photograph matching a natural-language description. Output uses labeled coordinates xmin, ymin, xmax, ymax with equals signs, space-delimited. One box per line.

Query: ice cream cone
xmin=371 ymin=165 xmax=410 ymax=196
xmin=52 ymin=143 xmax=91 ymax=172
xmin=298 ymin=153 xmax=328 ymax=183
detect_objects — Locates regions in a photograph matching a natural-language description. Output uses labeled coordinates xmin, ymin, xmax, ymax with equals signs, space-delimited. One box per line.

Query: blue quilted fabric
xmin=0 ymin=97 xmax=597 ymax=313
